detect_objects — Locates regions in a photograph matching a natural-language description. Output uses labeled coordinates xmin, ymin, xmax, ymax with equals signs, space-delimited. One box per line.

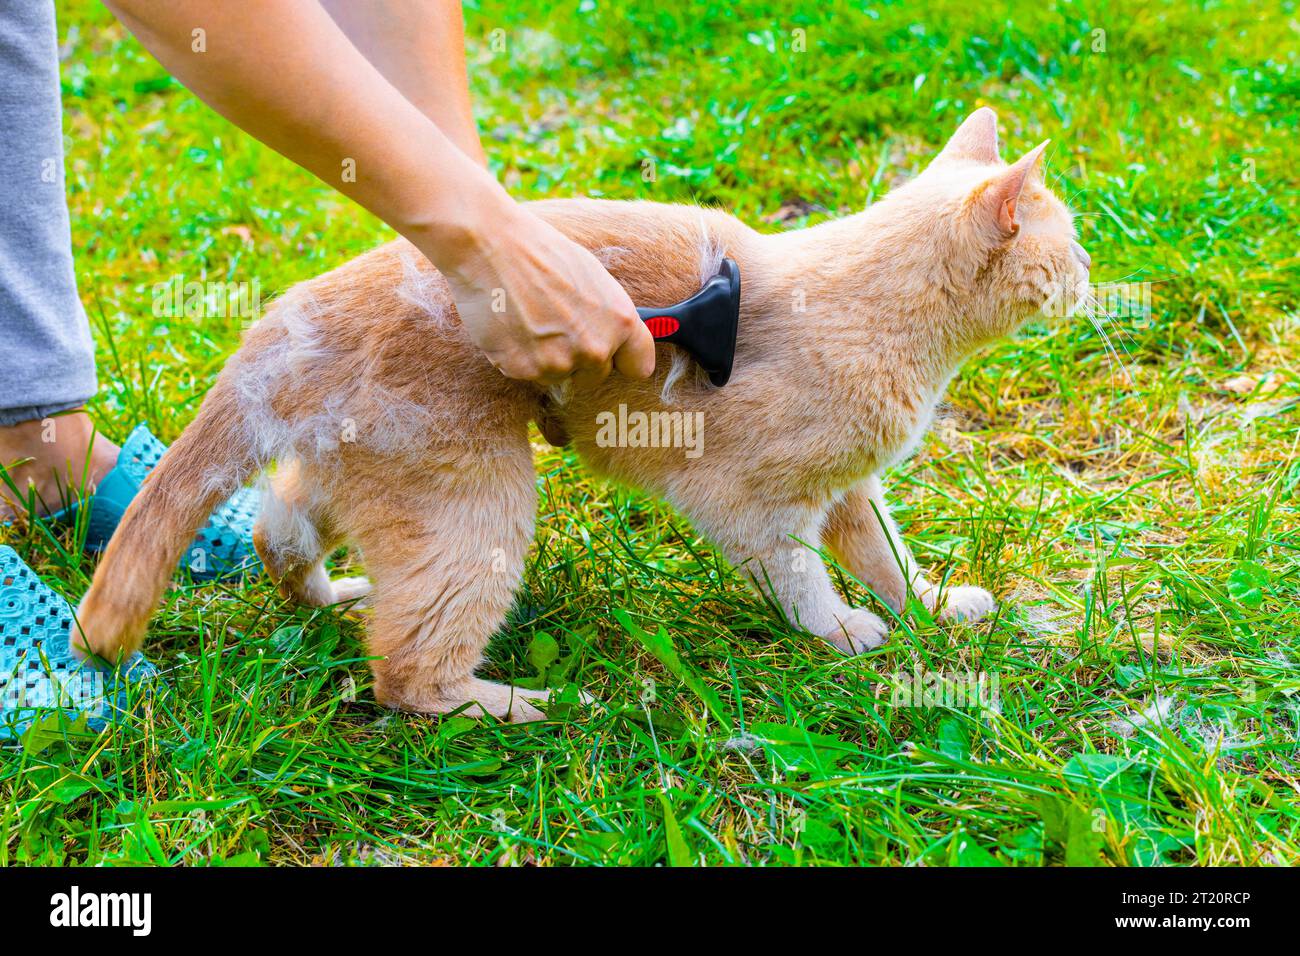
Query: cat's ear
xmin=976 ymin=140 xmax=1049 ymax=240
xmin=935 ymin=107 xmax=1000 ymax=165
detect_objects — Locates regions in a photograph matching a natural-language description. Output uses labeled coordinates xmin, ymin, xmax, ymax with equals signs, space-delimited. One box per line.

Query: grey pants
xmin=0 ymin=0 xmax=96 ymax=427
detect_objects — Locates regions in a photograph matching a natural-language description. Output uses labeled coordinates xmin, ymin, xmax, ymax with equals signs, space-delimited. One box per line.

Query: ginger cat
xmin=76 ymin=109 xmax=1090 ymax=720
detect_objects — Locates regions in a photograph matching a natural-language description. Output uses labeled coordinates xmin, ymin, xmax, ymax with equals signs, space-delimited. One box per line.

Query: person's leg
xmin=319 ymin=0 xmax=485 ymax=165
xmin=0 ymin=0 xmax=117 ymax=518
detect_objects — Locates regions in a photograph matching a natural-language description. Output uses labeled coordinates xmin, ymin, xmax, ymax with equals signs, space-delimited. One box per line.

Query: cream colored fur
xmin=75 ymin=109 xmax=1089 ymax=721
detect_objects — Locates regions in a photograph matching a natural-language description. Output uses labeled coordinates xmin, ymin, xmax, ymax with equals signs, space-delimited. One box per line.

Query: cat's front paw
xmin=822 ymin=608 xmax=889 ymax=655
xmin=936 ymin=586 xmax=997 ymax=623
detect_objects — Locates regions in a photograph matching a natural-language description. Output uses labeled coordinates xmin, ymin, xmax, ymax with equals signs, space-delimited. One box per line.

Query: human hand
xmin=433 ymin=198 xmax=656 ymax=387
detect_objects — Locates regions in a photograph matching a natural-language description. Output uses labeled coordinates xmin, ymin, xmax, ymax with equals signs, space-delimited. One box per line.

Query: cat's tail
xmin=75 ymin=371 xmax=260 ymax=663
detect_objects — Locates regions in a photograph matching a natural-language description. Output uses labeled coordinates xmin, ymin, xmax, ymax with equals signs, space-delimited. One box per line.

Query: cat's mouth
xmin=1071 ymin=239 xmax=1091 ymax=272
xmin=1040 ymin=243 xmax=1092 ymax=320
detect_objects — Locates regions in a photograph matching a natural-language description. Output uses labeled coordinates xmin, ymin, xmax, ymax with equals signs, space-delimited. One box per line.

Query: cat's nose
xmin=1071 ymin=239 xmax=1091 ymax=271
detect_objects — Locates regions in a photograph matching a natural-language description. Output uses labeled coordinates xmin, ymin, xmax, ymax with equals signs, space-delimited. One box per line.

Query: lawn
xmin=2 ymin=0 xmax=1298 ymax=865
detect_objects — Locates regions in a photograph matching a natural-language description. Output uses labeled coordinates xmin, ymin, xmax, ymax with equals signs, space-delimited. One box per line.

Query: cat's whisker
xmin=1089 ymin=289 xmax=1141 ymax=371
xmin=1087 ymin=294 xmax=1136 ymax=390
xmin=1092 ymin=321 xmax=1125 ymax=395
xmin=1098 ymin=268 xmax=1146 ymax=283
xmin=1078 ymin=292 xmax=1130 ymax=393
xmin=1084 ymin=273 xmax=1146 ymax=358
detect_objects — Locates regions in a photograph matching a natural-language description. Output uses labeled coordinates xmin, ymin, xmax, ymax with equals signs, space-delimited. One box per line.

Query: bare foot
xmin=0 ymin=412 xmax=120 ymax=520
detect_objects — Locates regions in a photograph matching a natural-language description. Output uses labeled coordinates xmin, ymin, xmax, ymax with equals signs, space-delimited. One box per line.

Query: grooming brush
xmin=635 ymin=257 xmax=741 ymax=387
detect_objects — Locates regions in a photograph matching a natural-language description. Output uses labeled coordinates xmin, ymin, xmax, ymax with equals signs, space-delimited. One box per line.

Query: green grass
xmin=3 ymin=0 xmax=1298 ymax=865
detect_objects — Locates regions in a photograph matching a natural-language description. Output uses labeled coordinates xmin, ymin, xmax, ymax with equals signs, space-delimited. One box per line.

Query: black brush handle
xmin=635 ymin=258 xmax=740 ymax=387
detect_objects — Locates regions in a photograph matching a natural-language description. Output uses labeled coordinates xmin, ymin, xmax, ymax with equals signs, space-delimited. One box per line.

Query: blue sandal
xmin=0 ymin=546 xmax=157 ymax=741
xmin=40 ymin=424 xmax=260 ymax=580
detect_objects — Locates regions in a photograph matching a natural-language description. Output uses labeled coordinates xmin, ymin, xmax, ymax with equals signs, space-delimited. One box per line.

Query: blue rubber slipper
xmin=0 ymin=546 xmax=158 ymax=742
xmin=41 ymin=424 xmax=260 ymax=580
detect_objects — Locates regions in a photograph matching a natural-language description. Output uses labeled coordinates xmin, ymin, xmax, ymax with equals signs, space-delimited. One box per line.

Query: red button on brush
xmin=644 ymin=315 xmax=679 ymax=338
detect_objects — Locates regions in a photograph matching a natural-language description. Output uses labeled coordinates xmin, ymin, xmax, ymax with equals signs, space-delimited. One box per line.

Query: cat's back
xmin=527 ymin=198 xmax=755 ymax=307
xmin=234 ymin=240 xmax=539 ymax=457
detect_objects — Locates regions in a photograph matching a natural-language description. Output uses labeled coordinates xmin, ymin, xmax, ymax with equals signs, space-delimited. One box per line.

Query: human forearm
xmin=103 ymin=0 xmax=499 ymax=272
xmin=320 ymin=0 xmax=484 ymax=165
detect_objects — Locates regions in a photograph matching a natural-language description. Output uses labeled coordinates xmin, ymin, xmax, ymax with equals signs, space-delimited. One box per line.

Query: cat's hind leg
xmin=823 ymin=476 xmax=995 ymax=623
xmin=253 ymin=459 xmax=371 ymax=608
xmin=340 ymin=446 xmax=551 ymax=722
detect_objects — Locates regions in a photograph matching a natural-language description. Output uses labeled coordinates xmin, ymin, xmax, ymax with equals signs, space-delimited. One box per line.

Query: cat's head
xmin=896 ymin=108 xmax=1089 ymax=342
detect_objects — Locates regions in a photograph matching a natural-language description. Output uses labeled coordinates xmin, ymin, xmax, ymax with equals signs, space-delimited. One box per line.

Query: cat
xmin=74 ymin=108 xmax=1090 ymax=721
